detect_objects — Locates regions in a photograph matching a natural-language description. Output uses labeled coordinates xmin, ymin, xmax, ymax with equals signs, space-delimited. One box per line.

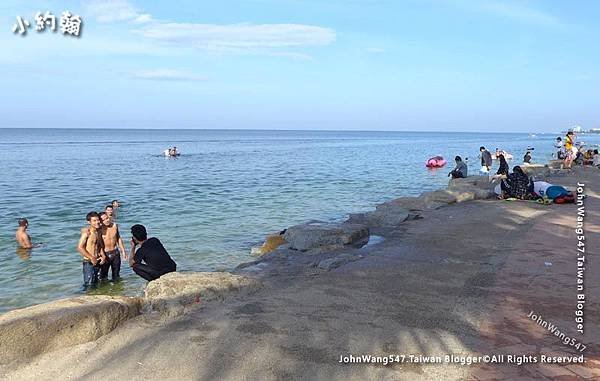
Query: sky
xmin=0 ymin=0 xmax=598 ymax=132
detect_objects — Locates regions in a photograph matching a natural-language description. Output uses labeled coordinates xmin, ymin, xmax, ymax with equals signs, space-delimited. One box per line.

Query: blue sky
xmin=1 ymin=0 xmax=598 ymax=131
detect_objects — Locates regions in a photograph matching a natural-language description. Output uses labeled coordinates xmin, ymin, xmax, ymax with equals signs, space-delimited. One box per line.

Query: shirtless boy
xmin=77 ymin=212 xmax=107 ymax=288
xmin=100 ymin=211 xmax=127 ymax=280
xmin=15 ymin=218 xmax=33 ymax=249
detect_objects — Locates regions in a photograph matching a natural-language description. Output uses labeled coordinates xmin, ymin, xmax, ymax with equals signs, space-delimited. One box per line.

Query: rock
xmin=0 ymin=295 xmax=142 ymax=365
xmin=447 ymin=176 xmax=495 ymax=201
xmin=347 ymin=204 xmax=410 ymax=228
xmin=547 ymin=160 xmax=563 ymax=169
xmin=421 ymin=190 xmax=458 ymax=208
xmin=448 ymin=176 xmax=492 ymax=190
xmin=447 ymin=190 xmax=476 ymax=203
xmin=317 ymin=253 xmax=363 ymax=271
xmin=283 ymin=221 xmax=369 ymax=251
xmin=386 ymin=196 xmax=427 ymax=211
xmin=521 ymin=164 xmax=551 ymax=179
xmin=251 ymin=233 xmax=287 ymax=256
xmin=144 ymin=272 xmax=262 ymax=317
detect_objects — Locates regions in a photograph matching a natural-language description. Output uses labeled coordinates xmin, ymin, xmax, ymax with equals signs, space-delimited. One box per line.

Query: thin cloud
xmin=84 ymin=0 xmax=151 ymax=23
xmin=481 ymin=1 xmax=560 ymax=26
xmin=446 ymin=0 xmax=562 ymax=27
xmin=134 ymin=23 xmax=336 ymax=52
xmin=132 ymin=69 xmax=207 ymax=81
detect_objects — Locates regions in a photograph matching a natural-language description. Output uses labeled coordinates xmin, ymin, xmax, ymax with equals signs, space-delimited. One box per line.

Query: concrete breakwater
xmin=0 ymin=272 xmax=262 ymax=367
xmin=0 ymin=160 xmax=573 ymax=367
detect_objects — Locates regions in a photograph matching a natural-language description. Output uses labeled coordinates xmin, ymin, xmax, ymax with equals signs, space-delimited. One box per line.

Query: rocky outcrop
xmin=347 ymin=202 xmax=411 ymax=228
xmin=0 ymin=295 xmax=142 ymax=365
xmin=144 ymin=272 xmax=262 ymax=317
xmin=421 ymin=189 xmax=458 ymax=207
xmin=447 ymin=176 xmax=495 ymax=201
xmin=316 ymin=253 xmax=364 ymax=271
xmin=283 ymin=221 xmax=369 ymax=251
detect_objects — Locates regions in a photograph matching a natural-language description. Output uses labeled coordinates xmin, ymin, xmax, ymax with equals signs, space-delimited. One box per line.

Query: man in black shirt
xmin=129 ymin=224 xmax=176 ymax=281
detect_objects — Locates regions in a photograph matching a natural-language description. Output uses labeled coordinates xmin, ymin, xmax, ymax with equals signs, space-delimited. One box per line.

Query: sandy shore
xmin=2 ymin=168 xmax=599 ymax=380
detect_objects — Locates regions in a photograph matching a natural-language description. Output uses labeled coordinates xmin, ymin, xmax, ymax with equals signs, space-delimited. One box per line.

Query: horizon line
xmin=0 ymin=127 xmax=567 ymax=134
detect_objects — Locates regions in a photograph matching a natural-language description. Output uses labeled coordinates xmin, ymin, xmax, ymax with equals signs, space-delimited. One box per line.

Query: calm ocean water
xmin=1 ymin=129 xmax=598 ymax=313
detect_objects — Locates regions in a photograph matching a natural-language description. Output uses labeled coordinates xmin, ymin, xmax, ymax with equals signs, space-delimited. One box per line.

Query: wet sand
xmin=2 ymin=168 xmax=599 ymax=380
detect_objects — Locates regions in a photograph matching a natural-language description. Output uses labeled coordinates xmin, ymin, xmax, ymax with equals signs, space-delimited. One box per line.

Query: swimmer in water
xmin=15 ymin=218 xmax=33 ymax=249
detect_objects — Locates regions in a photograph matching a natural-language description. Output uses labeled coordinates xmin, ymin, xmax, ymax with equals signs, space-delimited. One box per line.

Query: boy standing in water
xmin=99 ymin=211 xmax=127 ymax=280
xmin=77 ymin=212 xmax=106 ymax=288
xmin=15 ymin=218 xmax=33 ymax=249
xmin=108 ymin=200 xmax=120 ymax=221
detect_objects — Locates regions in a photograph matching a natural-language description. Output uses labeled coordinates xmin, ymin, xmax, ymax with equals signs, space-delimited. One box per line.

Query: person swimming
xmin=15 ymin=218 xmax=33 ymax=249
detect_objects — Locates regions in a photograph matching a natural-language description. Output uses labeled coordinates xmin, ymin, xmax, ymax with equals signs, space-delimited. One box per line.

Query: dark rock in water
xmin=283 ymin=221 xmax=369 ymax=251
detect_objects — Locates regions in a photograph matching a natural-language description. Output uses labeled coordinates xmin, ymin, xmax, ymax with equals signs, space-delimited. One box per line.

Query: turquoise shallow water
xmin=1 ymin=129 xmax=598 ymax=312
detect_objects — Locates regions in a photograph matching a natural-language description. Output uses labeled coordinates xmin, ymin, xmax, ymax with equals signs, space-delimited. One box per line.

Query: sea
xmin=1 ymin=129 xmax=598 ymax=313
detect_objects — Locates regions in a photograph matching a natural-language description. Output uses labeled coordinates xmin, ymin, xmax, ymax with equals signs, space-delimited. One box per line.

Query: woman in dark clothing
xmin=500 ymin=166 xmax=534 ymax=199
xmin=496 ymin=154 xmax=509 ymax=177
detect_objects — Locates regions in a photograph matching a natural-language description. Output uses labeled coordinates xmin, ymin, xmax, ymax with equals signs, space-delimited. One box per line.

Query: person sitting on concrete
xmin=523 ymin=151 xmax=532 ymax=164
xmin=593 ymin=149 xmax=600 ymax=167
xmin=500 ymin=166 xmax=534 ymax=200
xmin=129 ymin=224 xmax=176 ymax=281
xmin=448 ymin=156 xmax=468 ymax=179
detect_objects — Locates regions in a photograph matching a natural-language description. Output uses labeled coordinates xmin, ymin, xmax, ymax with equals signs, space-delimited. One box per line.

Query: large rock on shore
xmin=347 ymin=202 xmax=410 ymax=228
xmin=283 ymin=221 xmax=369 ymax=251
xmin=145 ymin=272 xmax=262 ymax=317
xmin=447 ymin=176 xmax=495 ymax=200
xmin=0 ymin=295 xmax=142 ymax=365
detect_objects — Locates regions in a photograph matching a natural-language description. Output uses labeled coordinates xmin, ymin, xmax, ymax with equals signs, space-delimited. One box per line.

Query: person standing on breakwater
xmin=480 ymin=146 xmax=492 ymax=172
xmin=15 ymin=218 xmax=33 ymax=249
xmin=563 ymin=131 xmax=576 ymax=169
xmin=77 ymin=212 xmax=107 ymax=288
xmin=129 ymin=224 xmax=176 ymax=281
xmin=448 ymin=156 xmax=468 ymax=179
xmin=99 ymin=212 xmax=127 ymax=281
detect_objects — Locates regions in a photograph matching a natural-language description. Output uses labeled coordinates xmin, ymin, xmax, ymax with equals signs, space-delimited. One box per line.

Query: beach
xmin=1 ymin=165 xmax=598 ymax=380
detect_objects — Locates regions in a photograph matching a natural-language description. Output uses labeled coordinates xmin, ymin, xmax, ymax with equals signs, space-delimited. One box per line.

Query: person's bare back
xmin=15 ymin=218 xmax=32 ymax=249
xmin=15 ymin=228 xmax=32 ymax=249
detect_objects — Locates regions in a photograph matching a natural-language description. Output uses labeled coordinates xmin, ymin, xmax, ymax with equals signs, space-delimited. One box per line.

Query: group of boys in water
xmin=15 ymin=199 xmax=177 ymax=288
